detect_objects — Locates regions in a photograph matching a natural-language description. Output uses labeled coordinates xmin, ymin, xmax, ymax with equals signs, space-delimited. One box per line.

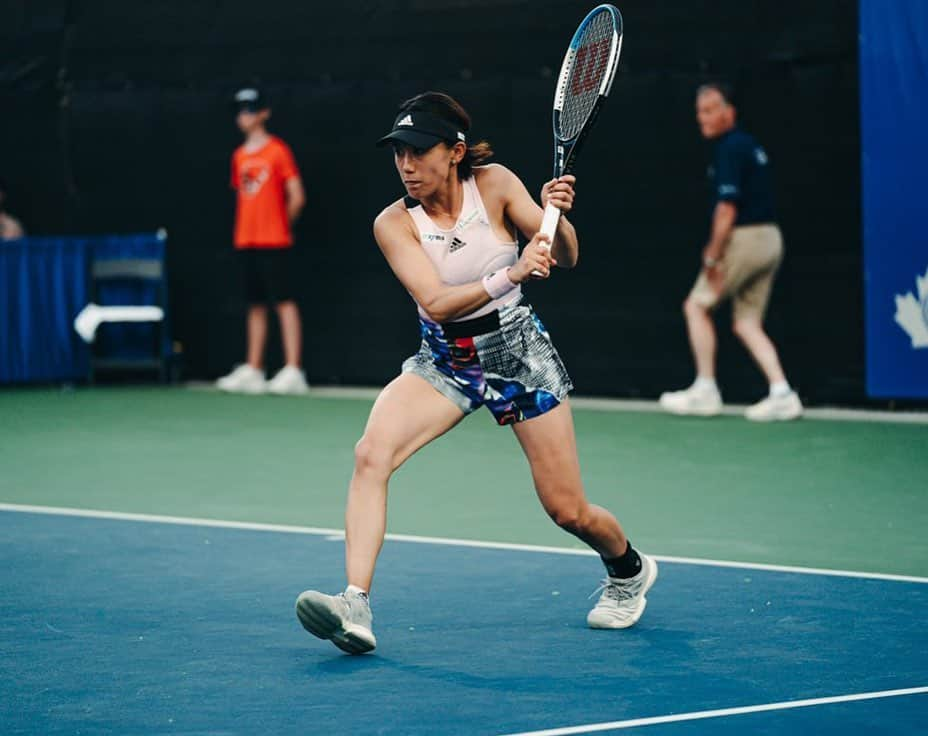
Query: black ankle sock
xmin=603 ymin=543 xmax=642 ymax=579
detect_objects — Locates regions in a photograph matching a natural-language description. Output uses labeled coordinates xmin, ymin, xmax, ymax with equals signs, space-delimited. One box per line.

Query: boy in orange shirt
xmin=217 ymin=88 xmax=309 ymax=394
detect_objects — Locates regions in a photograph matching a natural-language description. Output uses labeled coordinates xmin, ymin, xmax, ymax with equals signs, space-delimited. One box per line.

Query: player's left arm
xmin=494 ymin=165 xmax=579 ymax=269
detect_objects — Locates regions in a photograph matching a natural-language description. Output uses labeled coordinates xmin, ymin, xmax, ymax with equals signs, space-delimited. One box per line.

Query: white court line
xmin=495 ymin=685 xmax=928 ymax=736
xmin=1 ymin=503 xmax=926 ymax=584
xmin=186 ymin=383 xmax=928 ymax=425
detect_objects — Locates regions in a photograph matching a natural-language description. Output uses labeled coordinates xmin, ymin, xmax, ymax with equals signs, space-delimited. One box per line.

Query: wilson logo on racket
xmin=571 ymin=39 xmax=612 ymax=95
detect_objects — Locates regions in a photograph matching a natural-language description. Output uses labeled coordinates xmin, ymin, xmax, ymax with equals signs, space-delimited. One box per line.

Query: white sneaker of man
xmin=745 ymin=391 xmax=803 ymax=421
xmin=216 ymin=364 xmax=266 ymax=394
xmin=267 ymin=365 xmax=309 ymax=395
xmin=587 ymin=553 xmax=659 ymax=629
xmin=658 ymin=384 xmax=723 ymax=416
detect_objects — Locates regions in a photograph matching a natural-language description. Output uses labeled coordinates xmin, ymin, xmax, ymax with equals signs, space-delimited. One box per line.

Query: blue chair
xmin=88 ymin=255 xmax=171 ymax=383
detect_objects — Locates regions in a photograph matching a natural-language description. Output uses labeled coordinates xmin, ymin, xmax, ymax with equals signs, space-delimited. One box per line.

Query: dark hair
xmin=696 ymin=82 xmax=735 ymax=107
xmin=397 ymin=91 xmax=493 ymax=180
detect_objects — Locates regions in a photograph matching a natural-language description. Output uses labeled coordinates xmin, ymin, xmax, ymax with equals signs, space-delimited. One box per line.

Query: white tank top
xmin=405 ymin=174 xmax=520 ymax=321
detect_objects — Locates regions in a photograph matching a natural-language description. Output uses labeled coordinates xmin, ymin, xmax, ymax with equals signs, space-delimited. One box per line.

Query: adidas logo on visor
xmin=397 ymin=115 xmax=413 ymax=126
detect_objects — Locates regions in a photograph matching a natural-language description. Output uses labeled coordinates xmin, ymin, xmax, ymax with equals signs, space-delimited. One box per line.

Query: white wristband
xmin=482 ymin=268 xmax=517 ymax=299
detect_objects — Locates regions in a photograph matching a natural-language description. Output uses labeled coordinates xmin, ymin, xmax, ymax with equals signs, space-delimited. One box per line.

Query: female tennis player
xmin=296 ymin=92 xmax=656 ymax=654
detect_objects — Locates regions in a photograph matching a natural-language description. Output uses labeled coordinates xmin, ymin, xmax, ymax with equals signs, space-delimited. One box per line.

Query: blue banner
xmin=860 ymin=0 xmax=928 ymax=398
xmin=0 ymin=233 xmax=166 ymax=384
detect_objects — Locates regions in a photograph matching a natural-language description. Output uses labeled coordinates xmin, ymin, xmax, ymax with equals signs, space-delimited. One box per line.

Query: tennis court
xmin=3 ymin=1 xmax=928 ymax=733
xmin=2 ymin=387 xmax=925 ymax=734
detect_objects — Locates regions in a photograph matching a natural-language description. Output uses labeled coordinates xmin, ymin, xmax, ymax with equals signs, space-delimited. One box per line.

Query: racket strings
xmin=558 ymin=11 xmax=615 ymax=139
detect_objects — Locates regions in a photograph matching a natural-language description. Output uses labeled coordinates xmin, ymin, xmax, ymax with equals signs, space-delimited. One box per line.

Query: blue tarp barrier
xmin=860 ymin=0 xmax=928 ymax=398
xmin=0 ymin=232 xmax=167 ymax=384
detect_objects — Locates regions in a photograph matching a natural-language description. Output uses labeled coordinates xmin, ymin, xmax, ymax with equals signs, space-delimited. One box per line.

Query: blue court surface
xmin=2 ymin=508 xmax=926 ymax=735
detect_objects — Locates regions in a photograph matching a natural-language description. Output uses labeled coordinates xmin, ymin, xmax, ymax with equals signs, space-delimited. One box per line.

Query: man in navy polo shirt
xmin=659 ymin=83 xmax=802 ymax=421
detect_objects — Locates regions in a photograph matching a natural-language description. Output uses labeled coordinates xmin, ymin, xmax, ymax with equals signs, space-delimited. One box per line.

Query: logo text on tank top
xmin=457 ymin=209 xmax=479 ymax=231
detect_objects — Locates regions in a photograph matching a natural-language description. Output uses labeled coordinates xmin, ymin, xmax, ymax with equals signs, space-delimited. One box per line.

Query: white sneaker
xmin=659 ymin=385 xmax=723 ymax=416
xmin=587 ymin=553 xmax=658 ymax=629
xmin=216 ymin=364 xmax=266 ymax=394
xmin=267 ymin=365 xmax=309 ymax=395
xmin=296 ymin=587 xmax=376 ymax=654
xmin=745 ymin=391 xmax=803 ymax=421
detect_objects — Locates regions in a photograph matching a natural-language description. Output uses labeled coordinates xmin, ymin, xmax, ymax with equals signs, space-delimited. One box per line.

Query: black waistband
xmin=441 ymin=310 xmax=501 ymax=339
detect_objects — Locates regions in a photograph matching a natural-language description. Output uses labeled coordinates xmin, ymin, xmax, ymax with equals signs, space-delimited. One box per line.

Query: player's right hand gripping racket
xmin=539 ymin=4 xmax=624 ymax=243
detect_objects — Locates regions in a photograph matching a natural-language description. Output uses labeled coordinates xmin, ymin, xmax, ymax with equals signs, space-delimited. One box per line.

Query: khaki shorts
xmin=689 ymin=224 xmax=783 ymax=320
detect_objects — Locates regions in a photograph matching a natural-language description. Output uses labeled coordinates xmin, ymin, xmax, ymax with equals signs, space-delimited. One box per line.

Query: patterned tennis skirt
xmin=402 ymin=298 xmax=574 ymax=425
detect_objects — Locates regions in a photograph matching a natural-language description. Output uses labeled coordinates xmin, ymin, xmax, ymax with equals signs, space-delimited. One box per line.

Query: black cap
xmin=376 ymin=110 xmax=466 ymax=149
xmin=232 ymin=87 xmax=268 ymax=113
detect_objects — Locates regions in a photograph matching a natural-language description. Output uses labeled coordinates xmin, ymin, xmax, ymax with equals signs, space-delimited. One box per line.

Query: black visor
xmin=376 ymin=111 xmax=466 ymax=149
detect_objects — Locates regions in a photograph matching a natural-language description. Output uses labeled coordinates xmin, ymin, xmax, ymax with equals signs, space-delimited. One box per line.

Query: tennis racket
xmin=540 ymin=4 xmax=624 ymax=242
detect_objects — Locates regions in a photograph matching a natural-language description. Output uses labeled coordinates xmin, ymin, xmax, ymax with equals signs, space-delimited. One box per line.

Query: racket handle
xmin=540 ymin=202 xmax=562 ymax=243
xmin=531 ymin=203 xmax=562 ymax=276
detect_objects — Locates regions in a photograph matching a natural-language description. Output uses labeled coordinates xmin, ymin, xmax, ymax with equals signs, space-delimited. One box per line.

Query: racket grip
xmin=539 ymin=202 xmax=562 ymax=244
xmin=531 ymin=203 xmax=562 ymax=276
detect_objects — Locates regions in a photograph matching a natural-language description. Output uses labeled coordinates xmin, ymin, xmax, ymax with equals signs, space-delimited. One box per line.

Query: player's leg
xmin=659 ymin=272 xmax=723 ymax=415
xmin=511 ymin=401 xmax=657 ymax=629
xmin=512 ymin=401 xmax=625 ymax=555
xmin=346 ymin=372 xmax=465 ymax=589
xmin=296 ymin=373 xmax=465 ymax=653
